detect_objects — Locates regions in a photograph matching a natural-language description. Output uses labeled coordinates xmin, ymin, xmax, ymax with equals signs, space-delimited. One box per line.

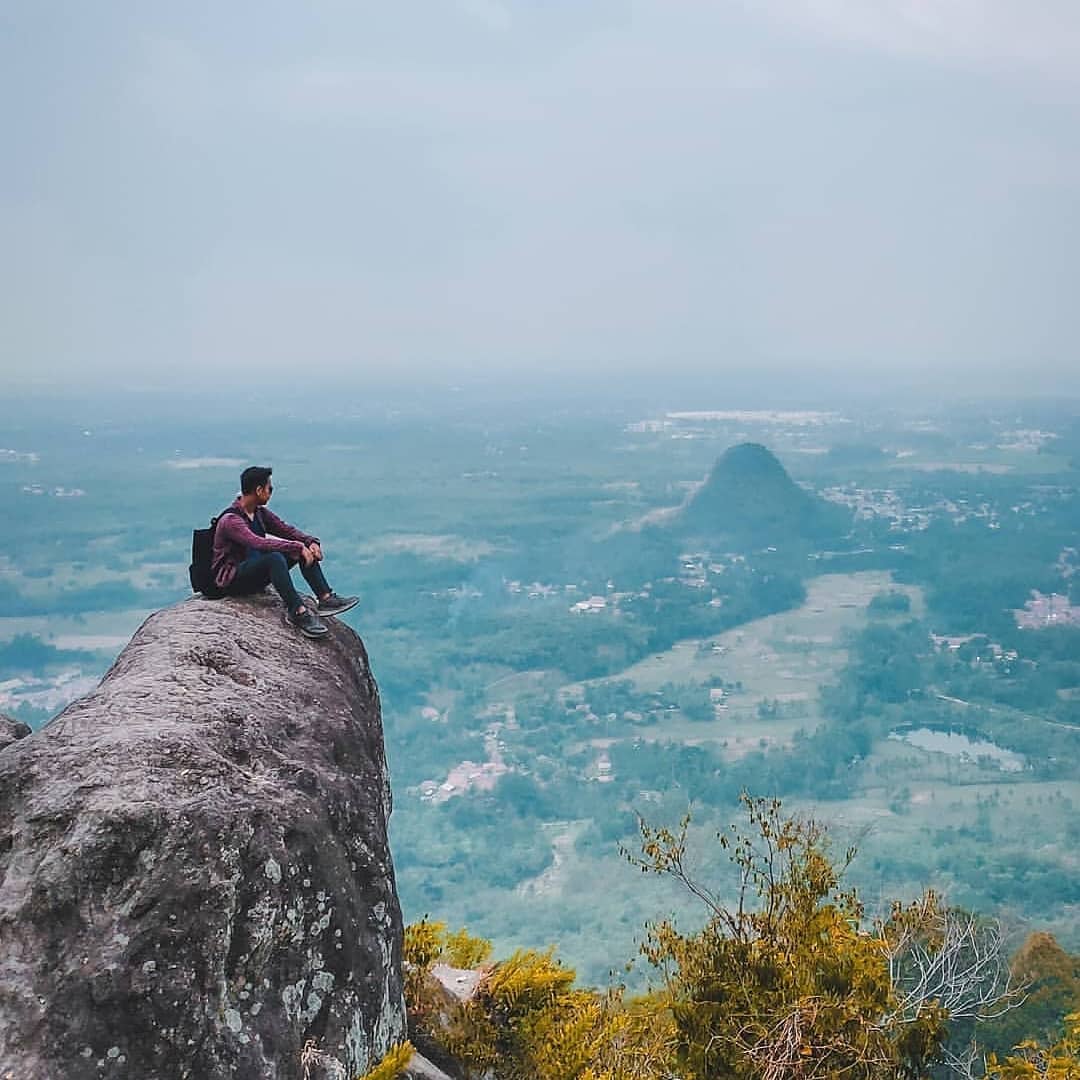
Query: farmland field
xmin=573 ymin=571 xmax=923 ymax=755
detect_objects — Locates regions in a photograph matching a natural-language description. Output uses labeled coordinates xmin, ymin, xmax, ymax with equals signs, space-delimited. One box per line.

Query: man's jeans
xmin=226 ymin=551 xmax=330 ymax=613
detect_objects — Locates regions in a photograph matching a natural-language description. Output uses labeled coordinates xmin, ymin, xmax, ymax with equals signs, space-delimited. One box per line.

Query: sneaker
xmin=289 ymin=604 xmax=329 ymax=639
xmin=317 ymin=592 xmax=359 ymax=617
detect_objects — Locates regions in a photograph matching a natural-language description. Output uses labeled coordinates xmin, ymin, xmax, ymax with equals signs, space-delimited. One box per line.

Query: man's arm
xmin=259 ymin=508 xmax=319 ymax=546
xmin=217 ymin=513 xmax=307 ymax=557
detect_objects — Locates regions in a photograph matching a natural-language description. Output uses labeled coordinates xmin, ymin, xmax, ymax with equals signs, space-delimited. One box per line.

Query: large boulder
xmin=0 ymin=593 xmax=406 ymax=1079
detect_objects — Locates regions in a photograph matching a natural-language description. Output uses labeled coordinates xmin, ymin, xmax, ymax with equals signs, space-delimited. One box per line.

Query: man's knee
xmin=267 ymin=551 xmax=290 ymax=571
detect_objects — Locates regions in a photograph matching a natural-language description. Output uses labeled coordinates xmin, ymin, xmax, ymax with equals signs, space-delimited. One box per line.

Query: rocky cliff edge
xmin=0 ymin=715 xmax=30 ymax=754
xmin=0 ymin=593 xmax=406 ymax=1080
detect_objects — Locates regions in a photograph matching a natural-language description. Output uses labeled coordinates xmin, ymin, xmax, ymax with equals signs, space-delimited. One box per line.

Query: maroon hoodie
xmin=211 ymin=498 xmax=319 ymax=588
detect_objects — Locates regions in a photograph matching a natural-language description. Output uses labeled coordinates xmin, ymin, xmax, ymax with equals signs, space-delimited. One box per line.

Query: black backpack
xmin=189 ymin=507 xmax=245 ymax=598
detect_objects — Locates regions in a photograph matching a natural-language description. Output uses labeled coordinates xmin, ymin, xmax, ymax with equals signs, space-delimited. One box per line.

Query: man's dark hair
xmin=240 ymin=466 xmax=273 ymax=494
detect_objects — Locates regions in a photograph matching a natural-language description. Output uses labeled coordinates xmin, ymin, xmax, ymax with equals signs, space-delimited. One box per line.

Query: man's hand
xmin=299 ymin=545 xmax=315 ymax=567
xmin=309 ymin=542 xmax=324 ymax=562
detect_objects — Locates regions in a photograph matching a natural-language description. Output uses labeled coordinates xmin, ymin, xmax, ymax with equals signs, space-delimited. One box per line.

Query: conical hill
xmin=678 ymin=442 xmax=847 ymax=544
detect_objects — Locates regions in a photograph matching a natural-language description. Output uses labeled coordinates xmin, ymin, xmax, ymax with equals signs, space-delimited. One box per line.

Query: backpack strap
xmin=211 ymin=506 xmax=247 ymax=528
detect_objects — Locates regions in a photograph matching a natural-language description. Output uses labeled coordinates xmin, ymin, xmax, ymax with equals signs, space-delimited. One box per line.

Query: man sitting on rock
xmin=211 ymin=466 xmax=358 ymax=638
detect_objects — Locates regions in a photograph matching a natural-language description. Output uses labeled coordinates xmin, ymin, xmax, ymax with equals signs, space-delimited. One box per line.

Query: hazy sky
xmin=2 ymin=1 xmax=1078 ymax=395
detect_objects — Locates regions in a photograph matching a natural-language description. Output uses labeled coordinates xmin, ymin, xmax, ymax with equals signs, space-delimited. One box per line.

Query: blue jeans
xmin=227 ymin=551 xmax=330 ymax=613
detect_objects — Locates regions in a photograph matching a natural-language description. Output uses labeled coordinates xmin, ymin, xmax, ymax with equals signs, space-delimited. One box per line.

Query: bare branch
xmin=884 ymin=906 xmax=1025 ymax=1027
xmin=940 ymin=1039 xmax=987 ymax=1080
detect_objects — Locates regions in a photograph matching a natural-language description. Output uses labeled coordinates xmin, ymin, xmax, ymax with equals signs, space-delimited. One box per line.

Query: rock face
xmin=0 ymin=594 xmax=406 ymax=1079
xmin=0 ymin=714 xmax=31 ymax=754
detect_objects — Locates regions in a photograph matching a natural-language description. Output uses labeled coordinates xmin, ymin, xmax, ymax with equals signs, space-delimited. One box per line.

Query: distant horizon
xmin=3 ymin=365 xmax=1080 ymax=417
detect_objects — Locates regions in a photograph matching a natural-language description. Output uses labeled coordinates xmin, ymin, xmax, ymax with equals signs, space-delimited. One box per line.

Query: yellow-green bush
xmin=989 ymin=1013 xmax=1080 ymax=1080
xmin=439 ymin=952 xmax=674 ymax=1080
xmin=403 ymin=918 xmax=494 ymax=1029
xmin=403 ymin=918 xmax=492 ymax=972
xmin=443 ymin=925 xmax=493 ymax=969
xmin=403 ymin=917 xmax=449 ymax=972
xmin=627 ymin=796 xmax=954 ymax=1079
xmin=356 ymin=1040 xmax=414 ymax=1080
xmin=406 ymin=796 xmax=1010 ymax=1080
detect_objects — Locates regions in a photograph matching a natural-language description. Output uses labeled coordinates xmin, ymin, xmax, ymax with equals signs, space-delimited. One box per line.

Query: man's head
xmin=240 ymin=465 xmax=273 ymax=505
